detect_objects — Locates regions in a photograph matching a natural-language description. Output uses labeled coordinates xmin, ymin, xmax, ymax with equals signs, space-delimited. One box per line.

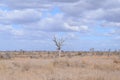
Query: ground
xmin=0 ymin=55 xmax=120 ymax=80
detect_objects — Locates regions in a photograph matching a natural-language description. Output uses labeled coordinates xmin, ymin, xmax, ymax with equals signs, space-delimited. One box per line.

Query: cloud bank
xmin=0 ymin=0 xmax=120 ymax=50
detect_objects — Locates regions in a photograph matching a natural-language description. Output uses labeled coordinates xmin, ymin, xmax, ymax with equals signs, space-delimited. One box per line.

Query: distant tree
xmin=108 ymin=49 xmax=111 ymax=52
xmin=53 ymin=36 xmax=65 ymax=57
xmin=90 ymin=48 xmax=94 ymax=52
xmin=90 ymin=48 xmax=95 ymax=55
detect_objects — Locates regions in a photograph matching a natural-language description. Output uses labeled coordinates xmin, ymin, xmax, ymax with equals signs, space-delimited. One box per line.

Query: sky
xmin=0 ymin=0 xmax=120 ymax=51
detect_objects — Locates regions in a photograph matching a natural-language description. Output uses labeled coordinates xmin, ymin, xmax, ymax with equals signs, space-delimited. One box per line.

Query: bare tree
xmin=53 ymin=36 xmax=65 ymax=57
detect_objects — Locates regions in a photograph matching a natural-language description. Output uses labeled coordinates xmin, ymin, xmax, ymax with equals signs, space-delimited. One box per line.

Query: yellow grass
xmin=0 ymin=55 xmax=120 ymax=80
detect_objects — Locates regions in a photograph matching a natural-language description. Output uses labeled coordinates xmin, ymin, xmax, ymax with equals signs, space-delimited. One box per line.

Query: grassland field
xmin=0 ymin=51 xmax=120 ymax=80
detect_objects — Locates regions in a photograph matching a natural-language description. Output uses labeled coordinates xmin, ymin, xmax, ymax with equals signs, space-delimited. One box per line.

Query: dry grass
xmin=0 ymin=55 xmax=120 ymax=80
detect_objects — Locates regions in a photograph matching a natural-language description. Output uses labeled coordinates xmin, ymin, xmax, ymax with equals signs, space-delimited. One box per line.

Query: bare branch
xmin=53 ymin=36 xmax=65 ymax=50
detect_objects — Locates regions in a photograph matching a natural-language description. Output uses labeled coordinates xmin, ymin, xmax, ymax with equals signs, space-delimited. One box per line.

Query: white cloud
xmin=11 ymin=29 xmax=24 ymax=36
xmin=58 ymin=0 xmax=120 ymax=27
xmin=102 ymin=22 xmax=120 ymax=27
xmin=64 ymin=23 xmax=88 ymax=31
xmin=0 ymin=0 xmax=120 ymax=40
xmin=0 ymin=9 xmax=41 ymax=24
xmin=0 ymin=0 xmax=53 ymax=10
xmin=21 ymin=13 xmax=89 ymax=32
xmin=0 ymin=25 xmax=24 ymax=36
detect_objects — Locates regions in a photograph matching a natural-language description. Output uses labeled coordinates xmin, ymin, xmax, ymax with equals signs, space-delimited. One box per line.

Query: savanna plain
xmin=0 ymin=51 xmax=120 ymax=80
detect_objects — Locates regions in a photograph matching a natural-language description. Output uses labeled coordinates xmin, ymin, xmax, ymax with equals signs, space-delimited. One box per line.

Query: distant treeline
xmin=0 ymin=49 xmax=120 ymax=59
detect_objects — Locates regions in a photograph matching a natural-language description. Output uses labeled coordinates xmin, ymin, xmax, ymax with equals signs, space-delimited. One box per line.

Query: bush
xmin=0 ymin=53 xmax=12 ymax=59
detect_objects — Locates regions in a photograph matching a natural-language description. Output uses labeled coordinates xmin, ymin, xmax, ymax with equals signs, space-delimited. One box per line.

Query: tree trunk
xmin=58 ymin=50 xmax=61 ymax=57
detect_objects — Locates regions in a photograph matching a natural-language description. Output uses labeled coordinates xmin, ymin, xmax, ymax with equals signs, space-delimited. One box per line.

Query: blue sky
xmin=0 ymin=0 xmax=120 ymax=51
